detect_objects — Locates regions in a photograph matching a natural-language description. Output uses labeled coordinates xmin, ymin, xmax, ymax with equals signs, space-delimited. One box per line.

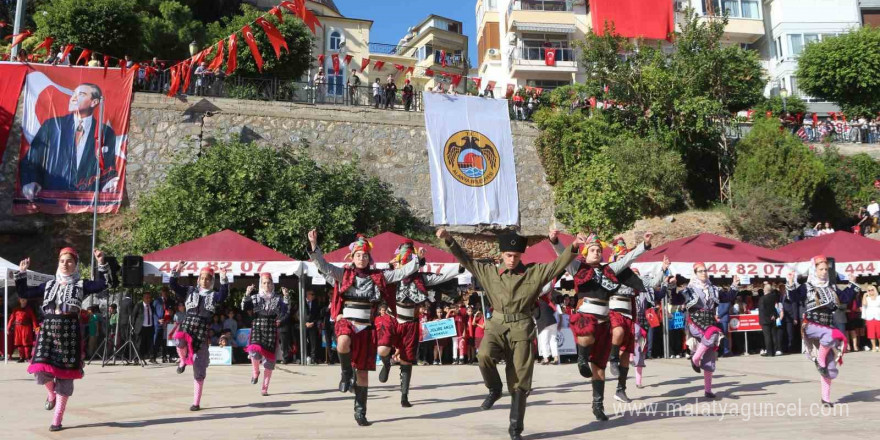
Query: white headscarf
xmin=807 ymin=256 xmax=829 ymax=288
xmin=55 ymin=269 xmax=80 ymax=286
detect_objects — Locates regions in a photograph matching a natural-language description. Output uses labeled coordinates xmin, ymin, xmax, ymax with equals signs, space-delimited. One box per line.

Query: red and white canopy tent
xmin=305 ymin=231 xmax=465 ymax=285
xmin=143 ymin=229 xmax=302 ymax=279
xmin=777 ymin=231 xmax=880 ymax=278
xmin=630 ymin=233 xmax=794 ymax=280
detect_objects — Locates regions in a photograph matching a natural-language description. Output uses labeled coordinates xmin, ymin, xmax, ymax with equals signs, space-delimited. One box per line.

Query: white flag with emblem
xmin=423 ymin=93 xmax=519 ymax=226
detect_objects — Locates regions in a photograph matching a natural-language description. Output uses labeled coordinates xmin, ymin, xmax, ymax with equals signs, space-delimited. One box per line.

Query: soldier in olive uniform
xmin=437 ymin=227 xmax=585 ymax=440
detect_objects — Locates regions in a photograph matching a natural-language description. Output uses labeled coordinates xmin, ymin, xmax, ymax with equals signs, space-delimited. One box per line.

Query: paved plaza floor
xmin=1 ymin=352 xmax=878 ymax=439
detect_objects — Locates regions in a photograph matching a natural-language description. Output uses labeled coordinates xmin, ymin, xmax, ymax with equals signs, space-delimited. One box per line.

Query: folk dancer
xmin=307 ymin=230 xmax=420 ymax=426
xmin=241 ymin=273 xmax=290 ymax=396
xmin=15 ymin=248 xmax=112 ymax=432
xmin=441 ymin=228 xmax=585 ymax=440
xmin=168 ymin=262 xmax=230 ymax=411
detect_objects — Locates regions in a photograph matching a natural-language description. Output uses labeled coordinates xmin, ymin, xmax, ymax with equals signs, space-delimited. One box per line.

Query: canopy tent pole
xmin=662 ymin=297 xmax=669 ymax=359
xmin=4 ymin=276 xmax=8 ymax=364
xmin=298 ymin=271 xmax=306 ymax=366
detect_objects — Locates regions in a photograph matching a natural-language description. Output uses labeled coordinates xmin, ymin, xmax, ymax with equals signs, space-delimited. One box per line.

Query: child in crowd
xmin=432 ymin=307 xmax=447 ymax=365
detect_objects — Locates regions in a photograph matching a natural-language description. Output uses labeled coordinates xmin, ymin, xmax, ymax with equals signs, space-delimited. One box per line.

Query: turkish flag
xmin=207 ymin=40 xmax=225 ymax=71
xmin=118 ymin=59 xmax=127 ymax=77
xmin=506 ymin=83 xmax=515 ymax=98
xmin=425 ymin=68 xmax=434 ymax=77
xmin=344 ymin=54 xmax=353 ymax=65
xmin=360 ymin=58 xmax=370 ymax=71
xmin=103 ymin=55 xmax=111 ymax=77
xmin=440 ymin=50 xmax=447 ymax=67
xmin=589 ymin=96 xmax=597 ymax=108
xmin=332 ymin=53 xmax=340 ymax=74
xmin=394 ymin=64 xmax=404 ymax=72
xmin=34 ymin=37 xmax=54 ymax=57
xmin=812 ymin=113 xmax=818 ymax=125
xmin=295 ymin=0 xmax=321 ymax=34
xmin=486 ymin=80 xmax=496 ymax=90
xmin=256 ymin=17 xmax=288 ymax=59
xmin=242 ymin=25 xmax=264 ymax=72
xmin=545 ymin=49 xmax=557 ymax=66
xmin=374 ymin=60 xmax=385 ymax=70
xmin=226 ymin=34 xmax=238 ymax=75
xmin=317 ymin=54 xmax=325 ymax=65
xmin=76 ymin=49 xmax=92 ymax=66
xmin=10 ymin=30 xmax=32 ymax=48
xmin=269 ymin=7 xmax=284 ymax=23
xmin=61 ymin=44 xmax=74 ymax=62
xmin=405 ymin=66 xmax=414 ymax=76
xmin=280 ymin=0 xmax=298 ymax=15
xmin=167 ymin=65 xmax=181 ymax=96
xmin=473 ymin=77 xmax=482 ymax=90
xmin=451 ymin=74 xmax=463 ymax=87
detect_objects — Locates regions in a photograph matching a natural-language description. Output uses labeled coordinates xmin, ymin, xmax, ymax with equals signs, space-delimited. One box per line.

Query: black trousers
xmin=305 ymin=325 xmax=320 ymax=361
xmin=278 ymin=319 xmax=292 ymax=362
xmin=761 ymin=323 xmax=782 ymax=354
xmin=783 ymin=316 xmax=800 ymax=353
xmin=137 ymin=326 xmax=155 ymax=360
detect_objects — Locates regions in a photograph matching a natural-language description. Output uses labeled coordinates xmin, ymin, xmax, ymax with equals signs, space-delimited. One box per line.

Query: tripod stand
xmin=88 ymin=289 xmax=145 ymax=367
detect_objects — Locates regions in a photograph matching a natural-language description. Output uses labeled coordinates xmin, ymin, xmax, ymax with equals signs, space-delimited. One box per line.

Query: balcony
xmin=506 ymin=0 xmax=576 ymax=32
xmin=368 ymin=42 xmax=417 ymax=57
xmin=676 ymin=0 xmax=765 ymax=43
xmin=509 ymin=47 xmax=577 ymax=76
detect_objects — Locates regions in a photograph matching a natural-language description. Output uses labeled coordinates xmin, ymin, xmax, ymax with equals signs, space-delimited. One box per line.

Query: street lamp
xmin=189 ymin=41 xmax=198 ymax=57
xmin=780 ymin=87 xmax=789 ymax=114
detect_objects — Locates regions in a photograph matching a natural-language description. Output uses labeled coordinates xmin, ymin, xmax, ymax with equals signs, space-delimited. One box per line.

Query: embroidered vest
xmin=573 ymin=261 xmax=620 ymax=300
xmin=396 ymin=274 xmax=429 ymax=305
xmin=805 ymin=283 xmax=838 ymax=313
xmin=684 ymin=285 xmax=719 ymax=311
xmin=41 ymin=280 xmax=85 ymax=313
xmin=185 ymin=288 xmax=216 ymax=313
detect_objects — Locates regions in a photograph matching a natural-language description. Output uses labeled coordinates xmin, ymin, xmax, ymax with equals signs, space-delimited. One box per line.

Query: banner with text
xmin=424 ymin=93 xmax=519 ymax=226
xmin=13 ymin=64 xmax=135 ymax=214
xmin=420 ymin=318 xmax=458 ymax=341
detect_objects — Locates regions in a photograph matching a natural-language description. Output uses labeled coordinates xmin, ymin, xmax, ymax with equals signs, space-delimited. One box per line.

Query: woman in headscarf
xmin=670 ymin=263 xmax=739 ymax=399
xmin=630 ymin=261 xmax=675 ymax=391
xmin=168 ymin=261 xmax=230 ymax=411
xmin=15 ymin=248 xmax=113 ymax=432
xmin=307 ymin=229 xmax=420 ymax=426
xmin=786 ymin=256 xmax=859 ymax=407
xmin=241 ymin=273 xmax=290 ymax=396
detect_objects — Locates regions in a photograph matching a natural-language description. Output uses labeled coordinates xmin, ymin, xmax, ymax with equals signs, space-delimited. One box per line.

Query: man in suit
xmin=782 ymin=281 xmax=803 ymax=353
xmin=758 ymin=282 xmax=781 ymax=357
xmin=303 ymin=290 xmax=322 ymax=365
xmin=131 ymin=292 xmax=159 ymax=364
xmin=20 ymin=83 xmax=118 ymax=200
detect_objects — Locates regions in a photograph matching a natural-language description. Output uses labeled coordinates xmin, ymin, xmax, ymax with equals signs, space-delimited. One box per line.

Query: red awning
xmin=589 ymin=0 xmax=675 ymax=41
xmin=777 ymin=231 xmax=880 ymax=277
xmin=143 ymin=229 xmax=300 ymax=277
xmin=631 ymin=233 xmax=792 ymax=279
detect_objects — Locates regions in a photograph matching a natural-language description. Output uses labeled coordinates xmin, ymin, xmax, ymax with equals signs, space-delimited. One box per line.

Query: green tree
xmin=753 ymin=95 xmax=808 ymax=118
xmin=727 ymin=186 xmax=806 ymax=247
xmin=812 ymin=147 xmax=880 ymax=225
xmin=205 ymin=4 xmax=313 ymax=78
xmin=603 ymin=136 xmax=687 ymax=216
xmin=139 ymin=1 xmax=205 ymax=60
xmin=109 ymin=138 xmax=424 ymax=258
xmin=732 ymin=118 xmax=826 ymax=208
xmin=796 ymin=26 xmax=880 ymax=118
xmin=33 ymin=0 xmax=143 ymax=58
xmin=554 ymin=155 xmax=639 ymax=235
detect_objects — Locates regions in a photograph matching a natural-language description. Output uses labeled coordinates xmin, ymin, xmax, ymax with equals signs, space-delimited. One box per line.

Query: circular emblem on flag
xmin=729 ymin=318 xmax=740 ymax=330
xmin=443 ymin=130 xmax=500 ymax=187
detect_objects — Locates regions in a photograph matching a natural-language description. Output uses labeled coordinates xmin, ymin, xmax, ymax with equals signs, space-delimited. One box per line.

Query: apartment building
xmin=476 ymin=0 xmax=864 ymax=113
xmin=395 ymin=15 xmax=470 ymax=92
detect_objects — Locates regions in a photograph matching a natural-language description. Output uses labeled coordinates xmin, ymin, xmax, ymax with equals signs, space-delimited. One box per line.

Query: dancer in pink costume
xmin=241 ymin=273 xmax=290 ymax=396
xmin=15 ymin=248 xmax=113 ymax=432
xmin=169 ymin=262 xmax=230 ymax=411
xmin=670 ymin=263 xmax=739 ymax=399
xmin=786 ymin=256 xmax=858 ymax=407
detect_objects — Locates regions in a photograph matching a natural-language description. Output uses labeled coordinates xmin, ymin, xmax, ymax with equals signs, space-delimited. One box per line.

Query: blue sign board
xmin=421 ymin=318 xmax=457 ymax=341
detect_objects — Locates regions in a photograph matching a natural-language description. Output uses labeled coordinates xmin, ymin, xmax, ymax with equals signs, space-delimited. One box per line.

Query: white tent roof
xmin=0 ymin=256 xmax=54 ymax=286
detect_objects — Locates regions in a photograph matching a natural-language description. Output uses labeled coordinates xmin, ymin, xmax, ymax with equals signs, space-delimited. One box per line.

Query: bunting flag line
xmin=472 ymin=77 xmax=482 ymax=90
xmin=343 ymin=54 xmax=353 ymax=65
xmin=10 ymin=30 xmax=32 ymax=48
xmin=269 ymin=7 xmax=284 ymax=23
xmin=394 ymin=64 xmax=405 ymax=72
xmin=206 ymin=40 xmax=225 ymax=72
xmin=425 ymin=68 xmax=434 ymax=77
xmin=242 ymin=25 xmax=264 ymax=73
xmin=255 ymin=17 xmax=288 ymax=59
xmin=103 ymin=55 xmax=111 ymax=77
xmin=360 ymin=58 xmax=370 ymax=72
xmin=167 ymin=65 xmax=181 ymax=97
xmin=318 ymin=54 xmax=325 ymax=65
xmin=440 ymin=50 xmax=447 ymax=67
xmin=405 ymin=66 xmax=414 ymax=76
xmin=374 ymin=60 xmax=385 ymax=70
xmin=451 ymin=74 xmax=463 ymax=87
xmin=33 ymin=37 xmax=54 ymax=56
xmin=60 ymin=44 xmax=74 ymax=62
xmin=118 ymin=59 xmax=127 ymax=77
xmin=226 ymin=34 xmax=238 ymax=75
xmin=75 ymin=49 xmax=92 ymax=66
xmin=331 ymin=53 xmax=340 ymax=74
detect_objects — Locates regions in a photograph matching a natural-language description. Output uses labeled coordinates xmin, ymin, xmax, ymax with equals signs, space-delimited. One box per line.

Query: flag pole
xmin=10 ymin=0 xmax=27 ymax=59
xmin=90 ymin=99 xmax=105 ymax=273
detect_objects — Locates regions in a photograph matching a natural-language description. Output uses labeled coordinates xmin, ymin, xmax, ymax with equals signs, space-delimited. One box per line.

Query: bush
xmin=604 ymin=136 xmax=687 ymax=216
xmin=553 ymin=155 xmax=639 ymax=235
xmin=812 ymin=147 xmax=880 ymax=224
xmin=727 ymin=185 xmax=806 ymax=247
xmin=108 ymin=138 xmax=424 ymax=257
xmin=753 ymin=95 xmax=808 ymax=118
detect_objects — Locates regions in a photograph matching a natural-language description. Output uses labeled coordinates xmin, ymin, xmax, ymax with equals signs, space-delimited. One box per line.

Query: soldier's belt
xmin=498 ymin=313 xmax=531 ymax=323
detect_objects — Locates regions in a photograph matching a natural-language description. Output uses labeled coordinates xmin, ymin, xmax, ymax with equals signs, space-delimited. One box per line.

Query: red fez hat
xmin=59 ymin=247 xmax=79 ymax=261
xmin=200 ymin=267 xmax=215 ymax=276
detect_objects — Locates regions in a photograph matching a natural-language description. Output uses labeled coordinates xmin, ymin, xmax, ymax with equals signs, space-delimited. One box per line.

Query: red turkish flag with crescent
xmin=242 ymin=25 xmax=264 ymax=72
xmin=255 ymin=17 xmax=288 ymax=59
xmin=14 ymin=64 xmax=136 ymax=214
xmin=473 ymin=77 xmax=482 ymax=90
xmin=207 ymin=40 xmax=225 ymax=71
xmin=280 ymin=0 xmax=298 ymax=15
xmin=425 ymin=68 xmax=434 ymax=77
xmin=269 ymin=7 xmax=284 ymax=23
xmin=61 ymin=44 xmax=74 ymax=62
xmin=317 ymin=54 xmax=325 ymax=65
xmin=374 ymin=60 xmax=385 ymax=70
xmin=167 ymin=65 xmax=181 ymax=96
xmin=103 ymin=55 xmax=111 ymax=77
xmin=545 ymin=49 xmax=556 ymax=66
xmin=360 ymin=58 xmax=370 ymax=72
xmin=34 ymin=37 xmax=54 ymax=57
xmin=226 ymin=34 xmax=238 ymax=75
xmin=10 ymin=30 xmax=32 ymax=48
xmin=344 ymin=54 xmax=353 ymax=65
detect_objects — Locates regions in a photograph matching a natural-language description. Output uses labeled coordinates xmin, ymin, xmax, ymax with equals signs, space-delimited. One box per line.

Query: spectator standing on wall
xmin=384 ymin=75 xmax=397 ymax=109
xmin=347 ymin=69 xmax=361 ymax=105
xmin=372 ymin=78 xmax=382 ymax=108
xmin=402 ymin=79 xmax=414 ymax=111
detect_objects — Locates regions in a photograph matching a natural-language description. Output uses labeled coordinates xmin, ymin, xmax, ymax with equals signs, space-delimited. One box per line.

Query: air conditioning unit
xmin=488 ymin=48 xmax=499 ymax=56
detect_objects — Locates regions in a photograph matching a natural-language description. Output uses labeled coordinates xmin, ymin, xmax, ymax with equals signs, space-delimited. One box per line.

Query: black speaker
xmin=122 ymin=255 xmax=144 ymax=287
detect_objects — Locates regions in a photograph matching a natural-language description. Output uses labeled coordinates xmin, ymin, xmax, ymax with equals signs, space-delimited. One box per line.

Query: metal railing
xmin=136 ymin=72 xmax=424 ymax=111
xmin=513 ymin=0 xmax=573 ymax=12
xmin=368 ymin=42 xmax=417 ymax=57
